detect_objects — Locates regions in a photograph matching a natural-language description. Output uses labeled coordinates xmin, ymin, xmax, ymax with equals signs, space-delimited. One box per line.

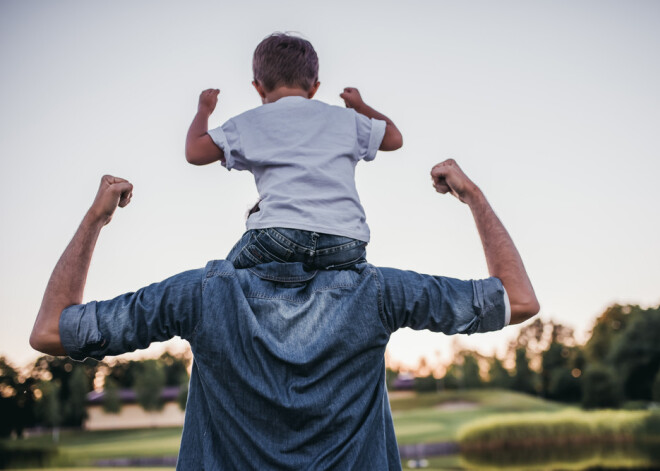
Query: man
xmin=30 ymin=159 xmax=539 ymax=470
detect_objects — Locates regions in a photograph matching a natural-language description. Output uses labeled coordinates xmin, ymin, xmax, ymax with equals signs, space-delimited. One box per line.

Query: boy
xmin=185 ymin=33 xmax=402 ymax=269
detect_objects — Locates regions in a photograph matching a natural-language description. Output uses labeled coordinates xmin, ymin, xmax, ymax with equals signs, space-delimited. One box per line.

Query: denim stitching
xmin=260 ymin=230 xmax=295 ymax=258
xmin=372 ymin=267 xmax=391 ymax=334
xmin=246 ymin=268 xmax=318 ymax=283
xmin=268 ymin=228 xmax=310 ymax=252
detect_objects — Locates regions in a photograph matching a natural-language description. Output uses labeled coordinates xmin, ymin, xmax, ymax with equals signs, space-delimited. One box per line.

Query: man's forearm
xmin=466 ymin=189 xmax=539 ymax=324
xmin=31 ymin=175 xmax=132 ymax=355
xmin=30 ymin=212 xmax=104 ymax=355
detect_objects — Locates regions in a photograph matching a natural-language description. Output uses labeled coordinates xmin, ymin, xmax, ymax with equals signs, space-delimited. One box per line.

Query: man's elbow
xmin=29 ymin=327 xmax=65 ymax=356
xmin=509 ymin=298 xmax=541 ymax=325
xmin=29 ymin=330 xmax=48 ymax=354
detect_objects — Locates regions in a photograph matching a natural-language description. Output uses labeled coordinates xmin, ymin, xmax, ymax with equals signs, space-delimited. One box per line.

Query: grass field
xmin=390 ymin=389 xmax=567 ymax=445
xmin=1 ymin=389 xmax=569 ymax=469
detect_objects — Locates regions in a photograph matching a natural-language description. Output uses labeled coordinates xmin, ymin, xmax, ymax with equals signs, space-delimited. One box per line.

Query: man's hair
xmin=252 ymin=33 xmax=319 ymax=92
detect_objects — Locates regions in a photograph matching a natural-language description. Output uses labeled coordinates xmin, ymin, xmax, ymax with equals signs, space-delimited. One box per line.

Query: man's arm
xmin=29 ymin=176 xmax=133 ymax=355
xmin=431 ymin=159 xmax=540 ymax=324
xmin=340 ymin=87 xmax=403 ymax=151
xmin=185 ymin=88 xmax=225 ymax=165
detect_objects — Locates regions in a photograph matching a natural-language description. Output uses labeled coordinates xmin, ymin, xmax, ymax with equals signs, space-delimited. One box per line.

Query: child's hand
xmin=198 ymin=89 xmax=220 ymax=115
xmin=340 ymin=87 xmax=365 ymax=110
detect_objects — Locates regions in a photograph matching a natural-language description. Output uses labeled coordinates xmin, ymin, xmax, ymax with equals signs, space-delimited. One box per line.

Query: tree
xmin=653 ymin=370 xmax=660 ymax=403
xmin=64 ymin=365 xmax=88 ymax=427
xmin=102 ymin=376 xmax=122 ymax=414
xmin=0 ymin=357 xmax=36 ymax=437
xmin=541 ymin=342 xmax=568 ymax=397
xmin=414 ymin=374 xmax=439 ymax=393
xmin=581 ymin=365 xmax=621 ymax=409
xmin=177 ymin=372 xmax=189 ymax=411
xmin=443 ymin=364 xmax=461 ymax=390
xmin=584 ymin=304 xmax=634 ymax=364
xmin=134 ymin=360 xmax=166 ymax=411
xmin=547 ymin=366 xmax=581 ymax=403
xmin=608 ymin=306 xmax=660 ymax=401
xmin=462 ymin=355 xmax=482 ymax=389
xmin=105 ymin=359 xmax=143 ymax=388
xmin=160 ymin=351 xmax=191 ymax=387
xmin=35 ymin=380 xmax=62 ymax=441
xmin=385 ymin=367 xmax=398 ymax=391
xmin=32 ymin=355 xmax=95 ymax=427
xmin=488 ymin=357 xmax=511 ymax=389
xmin=511 ymin=348 xmax=536 ymax=395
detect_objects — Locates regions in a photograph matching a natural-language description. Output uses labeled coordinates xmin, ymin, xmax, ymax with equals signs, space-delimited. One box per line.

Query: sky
xmin=1 ymin=0 xmax=659 ymax=371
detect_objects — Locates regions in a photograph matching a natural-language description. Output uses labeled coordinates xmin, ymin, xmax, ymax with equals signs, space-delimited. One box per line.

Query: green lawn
xmin=390 ymin=389 xmax=568 ymax=445
xmin=2 ymin=389 xmax=568 ymax=469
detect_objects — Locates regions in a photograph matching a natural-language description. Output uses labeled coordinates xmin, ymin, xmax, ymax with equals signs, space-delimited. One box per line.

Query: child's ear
xmin=308 ymin=81 xmax=321 ymax=99
xmin=252 ymin=80 xmax=267 ymax=101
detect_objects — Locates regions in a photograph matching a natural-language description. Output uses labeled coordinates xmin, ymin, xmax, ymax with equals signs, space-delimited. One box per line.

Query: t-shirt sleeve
xmin=207 ymin=119 xmax=250 ymax=171
xmin=354 ymin=111 xmax=386 ymax=162
xmin=58 ymin=268 xmax=204 ymax=361
xmin=378 ymin=268 xmax=508 ymax=335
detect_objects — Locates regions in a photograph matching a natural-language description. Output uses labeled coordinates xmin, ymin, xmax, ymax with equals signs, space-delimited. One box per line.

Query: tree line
xmin=0 ymin=351 xmax=190 ymax=438
xmin=388 ymin=303 xmax=660 ymax=409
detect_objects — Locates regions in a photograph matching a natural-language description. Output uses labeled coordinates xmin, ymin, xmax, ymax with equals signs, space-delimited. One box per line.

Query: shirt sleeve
xmin=378 ymin=268 xmax=508 ymax=335
xmin=354 ymin=111 xmax=386 ymax=162
xmin=207 ymin=119 xmax=250 ymax=171
xmin=58 ymin=268 xmax=205 ymax=361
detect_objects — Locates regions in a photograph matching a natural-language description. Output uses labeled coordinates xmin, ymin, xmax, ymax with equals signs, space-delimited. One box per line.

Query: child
xmin=185 ymin=32 xmax=402 ymax=269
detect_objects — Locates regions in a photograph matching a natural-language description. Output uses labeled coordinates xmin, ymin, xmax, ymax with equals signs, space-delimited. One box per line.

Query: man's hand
xmin=198 ymin=88 xmax=220 ymax=116
xmin=431 ymin=159 xmax=479 ymax=205
xmin=340 ymin=87 xmax=365 ymax=110
xmin=88 ymin=175 xmax=133 ymax=226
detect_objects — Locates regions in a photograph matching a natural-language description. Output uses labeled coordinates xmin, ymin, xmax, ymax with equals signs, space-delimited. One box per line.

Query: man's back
xmin=59 ymin=259 xmax=506 ymax=469
xmin=183 ymin=261 xmax=398 ymax=469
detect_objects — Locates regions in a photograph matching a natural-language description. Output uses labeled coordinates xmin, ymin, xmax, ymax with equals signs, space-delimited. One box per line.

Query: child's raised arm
xmin=340 ymin=87 xmax=403 ymax=151
xmin=185 ymin=89 xmax=225 ymax=165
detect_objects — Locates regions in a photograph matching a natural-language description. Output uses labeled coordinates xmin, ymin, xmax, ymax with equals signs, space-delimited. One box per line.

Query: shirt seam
xmin=190 ymin=268 xmax=235 ymax=341
xmin=372 ymin=267 xmax=391 ymax=334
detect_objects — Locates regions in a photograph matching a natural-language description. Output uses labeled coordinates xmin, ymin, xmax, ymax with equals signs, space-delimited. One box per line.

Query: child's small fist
xmin=340 ymin=87 xmax=364 ymax=110
xmin=198 ymin=88 xmax=220 ymax=115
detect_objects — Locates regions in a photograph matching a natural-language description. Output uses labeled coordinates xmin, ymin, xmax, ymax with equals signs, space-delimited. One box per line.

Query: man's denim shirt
xmin=60 ymin=261 xmax=508 ymax=470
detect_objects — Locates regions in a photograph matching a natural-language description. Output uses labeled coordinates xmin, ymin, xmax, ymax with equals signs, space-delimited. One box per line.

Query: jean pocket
xmin=255 ymin=230 xmax=295 ymax=262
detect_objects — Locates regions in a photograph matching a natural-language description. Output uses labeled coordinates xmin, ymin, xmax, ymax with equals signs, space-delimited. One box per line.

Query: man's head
xmin=252 ymin=33 xmax=319 ymax=94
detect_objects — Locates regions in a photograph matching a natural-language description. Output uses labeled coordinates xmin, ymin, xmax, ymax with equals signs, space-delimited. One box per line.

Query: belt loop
xmin=310 ymin=232 xmax=319 ymax=252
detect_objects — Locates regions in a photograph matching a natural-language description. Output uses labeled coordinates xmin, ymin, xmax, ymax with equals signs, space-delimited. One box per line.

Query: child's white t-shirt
xmin=208 ymin=96 xmax=386 ymax=242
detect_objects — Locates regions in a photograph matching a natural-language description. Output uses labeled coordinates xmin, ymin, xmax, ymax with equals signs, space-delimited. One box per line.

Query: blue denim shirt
xmin=60 ymin=261 xmax=507 ymax=470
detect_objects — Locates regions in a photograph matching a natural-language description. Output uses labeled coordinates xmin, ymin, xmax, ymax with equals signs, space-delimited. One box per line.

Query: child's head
xmin=252 ymin=33 xmax=319 ymax=93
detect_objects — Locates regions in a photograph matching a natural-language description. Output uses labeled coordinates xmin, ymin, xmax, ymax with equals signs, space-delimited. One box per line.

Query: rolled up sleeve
xmin=59 ymin=268 xmax=205 ymax=361
xmin=208 ymin=119 xmax=249 ymax=171
xmin=355 ymin=112 xmax=386 ymax=162
xmin=379 ymin=268 xmax=508 ymax=335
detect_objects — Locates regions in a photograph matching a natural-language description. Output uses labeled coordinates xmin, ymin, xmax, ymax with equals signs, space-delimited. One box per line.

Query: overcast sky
xmin=1 ymin=0 xmax=659 ymax=370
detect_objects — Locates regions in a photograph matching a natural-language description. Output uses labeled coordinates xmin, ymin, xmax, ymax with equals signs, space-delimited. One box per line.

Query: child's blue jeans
xmin=227 ymin=228 xmax=367 ymax=270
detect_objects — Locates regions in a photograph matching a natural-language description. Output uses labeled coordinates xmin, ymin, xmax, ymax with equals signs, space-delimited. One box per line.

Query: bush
xmin=458 ymin=409 xmax=651 ymax=451
xmin=414 ymin=375 xmax=439 ymax=393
